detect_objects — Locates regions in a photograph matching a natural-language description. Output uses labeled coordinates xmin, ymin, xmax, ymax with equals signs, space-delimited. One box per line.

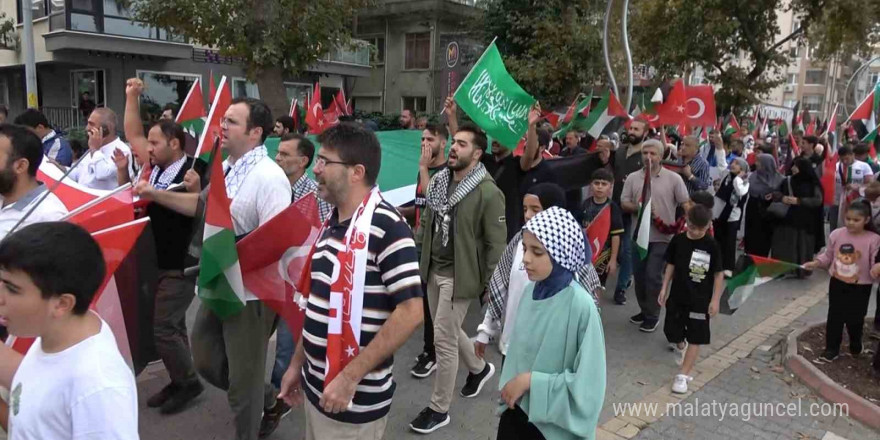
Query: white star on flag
xmin=676 ymin=105 xmax=685 ymax=113
xmin=345 ymin=346 xmax=356 ymax=358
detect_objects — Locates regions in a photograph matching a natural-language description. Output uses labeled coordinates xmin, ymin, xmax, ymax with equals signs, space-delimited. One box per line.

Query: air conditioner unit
xmin=784 ymin=84 xmax=795 ymax=92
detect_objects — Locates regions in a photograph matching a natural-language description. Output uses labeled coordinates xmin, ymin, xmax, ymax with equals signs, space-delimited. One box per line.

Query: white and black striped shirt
xmin=301 ymin=199 xmax=422 ymax=424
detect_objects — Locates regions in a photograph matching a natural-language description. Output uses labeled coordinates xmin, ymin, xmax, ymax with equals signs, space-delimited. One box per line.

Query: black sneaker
xmin=629 ymin=313 xmax=645 ymax=324
xmin=409 ymin=407 xmax=450 ymax=434
xmin=259 ymin=398 xmax=292 ymax=438
xmin=819 ymin=350 xmax=839 ymax=362
xmin=461 ymin=362 xmax=495 ymax=398
xmin=614 ymin=290 xmax=627 ymax=305
xmin=159 ymin=381 xmax=204 ymax=415
xmin=147 ymin=383 xmax=179 ymax=408
xmin=411 ymin=353 xmax=437 ymax=378
xmin=639 ymin=318 xmax=659 ymax=333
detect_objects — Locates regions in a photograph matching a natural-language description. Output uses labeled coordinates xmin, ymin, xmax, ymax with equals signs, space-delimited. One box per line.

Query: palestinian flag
xmin=176 ymin=78 xmax=206 ymax=140
xmin=724 ymin=114 xmax=740 ymax=137
xmin=553 ymin=92 xmax=592 ymax=138
xmin=864 ymin=126 xmax=878 ymax=160
xmin=721 ymin=255 xmax=801 ymax=314
xmin=584 ymin=90 xmax=627 ymax=139
xmin=633 ymin=168 xmax=652 ymax=259
xmin=195 ymin=76 xmax=232 ymax=162
xmin=197 ymin=143 xmax=246 ymax=319
xmin=847 ymin=82 xmax=880 ymax=123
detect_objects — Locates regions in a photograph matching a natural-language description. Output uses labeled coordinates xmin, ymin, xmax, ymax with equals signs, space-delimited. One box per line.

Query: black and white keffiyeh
xmin=224 ymin=145 xmax=268 ymax=199
xmin=426 ymin=162 xmax=486 ymax=246
xmin=150 ymin=155 xmax=187 ymax=190
xmin=523 ymin=206 xmax=586 ymax=274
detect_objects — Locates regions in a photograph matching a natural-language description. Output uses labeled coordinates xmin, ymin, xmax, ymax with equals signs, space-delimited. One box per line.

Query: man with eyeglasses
xmin=138 ymin=97 xmax=291 ymax=440
xmin=277 ymin=123 xmax=424 ymax=439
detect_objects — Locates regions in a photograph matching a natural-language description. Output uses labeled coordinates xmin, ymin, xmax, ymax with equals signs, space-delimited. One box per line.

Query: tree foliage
xmin=131 ymin=0 xmax=371 ymax=115
xmin=630 ymin=0 xmax=880 ymax=111
xmin=480 ymin=0 xmax=607 ymax=107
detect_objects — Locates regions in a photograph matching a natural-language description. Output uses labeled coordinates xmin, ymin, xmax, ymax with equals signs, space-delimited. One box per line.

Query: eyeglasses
xmin=314 ymin=156 xmax=353 ymax=168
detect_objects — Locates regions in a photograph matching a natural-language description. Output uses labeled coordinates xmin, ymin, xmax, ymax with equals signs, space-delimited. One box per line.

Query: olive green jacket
xmin=416 ymin=173 xmax=507 ymax=300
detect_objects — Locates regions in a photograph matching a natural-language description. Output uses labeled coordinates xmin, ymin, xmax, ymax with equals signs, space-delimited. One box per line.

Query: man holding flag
xmin=277 ymin=123 xmax=424 ymax=439
xmin=124 ymin=78 xmax=206 ymax=415
xmin=138 ymin=97 xmax=291 ymax=440
xmin=621 ymin=139 xmax=690 ymax=332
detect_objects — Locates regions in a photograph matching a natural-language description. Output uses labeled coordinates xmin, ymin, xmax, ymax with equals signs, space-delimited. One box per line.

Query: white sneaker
xmin=723 ymin=270 xmax=733 ymax=278
xmin=673 ymin=341 xmax=688 ymax=366
xmin=672 ymin=374 xmax=692 ymax=394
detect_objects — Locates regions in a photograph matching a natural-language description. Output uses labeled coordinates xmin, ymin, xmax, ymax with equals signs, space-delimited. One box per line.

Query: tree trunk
xmin=256 ymin=66 xmax=289 ymax=120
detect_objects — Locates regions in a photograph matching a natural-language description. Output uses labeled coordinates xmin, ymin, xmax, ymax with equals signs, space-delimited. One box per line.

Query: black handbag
xmin=765 ymin=177 xmax=792 ymax=219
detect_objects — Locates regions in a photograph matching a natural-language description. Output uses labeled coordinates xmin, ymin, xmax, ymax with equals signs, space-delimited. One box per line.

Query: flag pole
xmin=8 ymin=154 xmax=87 ymax=237
xmin=451 ymin=36 xmax=499 ymax=99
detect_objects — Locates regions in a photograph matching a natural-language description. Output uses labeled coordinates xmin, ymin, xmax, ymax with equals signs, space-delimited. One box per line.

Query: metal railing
xmin=41 ymin=106 xmax=85 ymax=130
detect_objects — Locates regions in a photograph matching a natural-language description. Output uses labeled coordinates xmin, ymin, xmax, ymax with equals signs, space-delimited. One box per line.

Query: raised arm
xmin=124 ymin=78 xmax=150 ymax=170
xmin=520 ymin=104 xmax=543 ymax=172
xmin=444 ymin=96 xmax=458 ymax=136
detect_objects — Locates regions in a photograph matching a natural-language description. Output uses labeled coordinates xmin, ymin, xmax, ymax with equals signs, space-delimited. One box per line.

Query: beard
xmin=448 ymin=155 xmax=473 ymax=172
xmin=0 ymin=167 xmax=15 ymax=194
xmin=625 ymin=134 xmax=644 ymax=145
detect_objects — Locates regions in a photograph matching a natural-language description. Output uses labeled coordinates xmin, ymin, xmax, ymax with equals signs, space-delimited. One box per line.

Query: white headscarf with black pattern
xmin=523 ymin=206 xmax=586 ymax=274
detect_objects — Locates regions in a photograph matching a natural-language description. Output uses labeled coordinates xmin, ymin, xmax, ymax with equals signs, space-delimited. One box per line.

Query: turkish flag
xmin=683 ymin=85 xmax=717 ymax=127
xmin=64 ymin=184 xmax=135 ymax=233
xmin=306 ymin=83 xmax=326 ymax=135
xmin=655 ymin=80 xmax=688 ymax=125
xmin=324 ymin=100 xmax=341 ymax=128
xmin=585 ymin=205 xmax=610 ymax=264
xmin=822 ymin=154 xmax=837 ymax=207
xmin=36 ymin=161 xmax=110 ymax=210
xmin=237 ymin=193 xmax=323 ymax=341
xmin=512 ymin=136 xmax=553 ymax=159
xmin=542 ymin=110 xmax=560 ymax=129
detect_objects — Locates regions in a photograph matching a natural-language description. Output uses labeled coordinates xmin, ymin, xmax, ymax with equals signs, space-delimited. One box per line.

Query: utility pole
xmin=21 ymin=0 xmax=38 ymax=109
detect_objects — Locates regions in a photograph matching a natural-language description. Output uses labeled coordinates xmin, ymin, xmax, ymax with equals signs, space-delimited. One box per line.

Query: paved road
xmin=136 ymin=272 xmax=879 ymax=439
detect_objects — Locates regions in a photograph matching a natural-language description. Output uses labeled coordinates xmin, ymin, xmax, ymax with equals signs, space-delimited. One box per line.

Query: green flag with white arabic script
xmin=453 ymin=41 xmax=536 ymax=148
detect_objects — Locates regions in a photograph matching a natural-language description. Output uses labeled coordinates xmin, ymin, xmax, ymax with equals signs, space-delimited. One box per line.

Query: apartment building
xmin=0 ymin=0 xmax=371 ymax=128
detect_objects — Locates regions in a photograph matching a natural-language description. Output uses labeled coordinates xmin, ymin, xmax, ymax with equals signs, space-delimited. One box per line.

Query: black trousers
xmin=713 ymin=219 xmax=738 ymax=272
xmin=422 ymin=281 xmax=435 ymax=358
xmin=825 ymin=278 xmax=872 ymax=354
xmin=497 ymin=406 xmax=546 ymax=440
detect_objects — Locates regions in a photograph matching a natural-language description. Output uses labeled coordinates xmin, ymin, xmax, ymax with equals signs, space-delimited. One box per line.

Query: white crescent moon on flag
xmin=686 ymin=98 xmax=705 ymax=119
xmin=646 ymin=113 xmax=660 ymax=122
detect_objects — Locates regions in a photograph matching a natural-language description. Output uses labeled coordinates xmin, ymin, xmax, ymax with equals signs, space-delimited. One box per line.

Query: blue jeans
xmin=615 ymin=213 xmax=634 ymax=293
xmin=271 ymin=320 xmax=296 ymax=389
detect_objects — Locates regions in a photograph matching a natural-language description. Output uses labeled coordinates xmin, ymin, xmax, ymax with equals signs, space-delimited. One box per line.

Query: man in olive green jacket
xmin=409 ymin=123 xmax=507 ymax=434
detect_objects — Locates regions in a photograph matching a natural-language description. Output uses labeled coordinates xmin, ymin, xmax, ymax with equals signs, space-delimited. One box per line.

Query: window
xmin=17 ymin=0 xmax=49 ymax=23
xmin=352 ymin=97 xmax=381 ymax=113
xmin=284 ymin=83 xmax=312 ymax=106
xmin=803 ymin=94 xmax=824 ymax=112
xmin=136 ymin=71 xmax=198 ymax=123
xmin=0 ymin=77 xmax=8 ymax=107
xmin=787 ymin=74 xmax=797 ymax=85
xmin=788 ymin=45 xmax=799 ymax=59
xmin=70 ymin=69 xmax=106 ymax=110
xmin=232 ymin=78 xmax=260 ymax=99
xmin=869 ymin=72 xmax=880 ymax=87
xmin=363 ymin=36 xmax=385 ymax=65
xmin=405 ymin=32 xmax=431 ymax=70
xmin=402 ymin=96 xmax=427 ymax=113
xmin=804 ymin=70 xmax=825 ymax=85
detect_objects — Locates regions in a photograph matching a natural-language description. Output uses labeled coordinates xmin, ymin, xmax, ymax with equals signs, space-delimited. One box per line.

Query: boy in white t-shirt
xmin=832 ymin=145 xmax=875 ymax=230
xmin=0 ymin=222 xmax=138 ymax=440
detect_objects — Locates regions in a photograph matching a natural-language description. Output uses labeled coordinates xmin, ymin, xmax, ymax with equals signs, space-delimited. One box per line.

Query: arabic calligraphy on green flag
xmin=453 ymin=40 xmax=536 ymax=148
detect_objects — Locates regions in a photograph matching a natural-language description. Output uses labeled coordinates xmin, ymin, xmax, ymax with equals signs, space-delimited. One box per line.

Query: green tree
xmin=480 ymin=0 xmax=607 ymax=107
xmin=630 ymin=0 xmax=880 ymax=111
xmin=132 ymin=0 xmax=371 ymax=117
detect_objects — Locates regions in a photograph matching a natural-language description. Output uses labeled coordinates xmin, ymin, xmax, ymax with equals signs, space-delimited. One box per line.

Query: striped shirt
xmin=681 ymin=154 xmax=711 ymax=195
xmin=301 ymin=199 xmax=422 ymax=424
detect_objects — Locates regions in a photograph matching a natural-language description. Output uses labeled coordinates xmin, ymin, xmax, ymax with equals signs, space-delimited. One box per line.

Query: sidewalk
xmin=625 ymin=275 xmax=877 ymax=440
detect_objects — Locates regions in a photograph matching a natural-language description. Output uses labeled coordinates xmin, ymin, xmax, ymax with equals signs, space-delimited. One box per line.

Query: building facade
xmin=0 ymin=0 xmax=371 ymax=129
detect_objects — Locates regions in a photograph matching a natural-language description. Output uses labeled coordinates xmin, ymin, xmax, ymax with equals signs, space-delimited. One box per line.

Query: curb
xmin=783 ymin=320 xmax=880 ymax=430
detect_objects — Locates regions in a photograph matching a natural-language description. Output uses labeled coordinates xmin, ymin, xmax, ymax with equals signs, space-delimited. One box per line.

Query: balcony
xmin=38 ymin=0 xmax=192 ymax=58
xmin=359 ymin=0 xmax=483 ymax=19
xmin=321 ymin=44 xmax=371 ymax=67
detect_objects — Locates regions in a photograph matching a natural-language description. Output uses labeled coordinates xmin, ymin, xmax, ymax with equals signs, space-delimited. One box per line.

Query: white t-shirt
xmin=0 ymin=184 xmax=68 ymax=240
xmin=834 ymin=160 xmax=874 ymax=204
xmin=69 ymin=139 xmax=133 ymax=191
xmin=8 ymin=317 xmax=138 ymax=440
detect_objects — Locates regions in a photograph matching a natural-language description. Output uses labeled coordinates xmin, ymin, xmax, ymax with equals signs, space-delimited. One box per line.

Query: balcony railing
xmin=42 ymin=106 xmax=85 ymax=130
xmin=46 ymin=0 xmax=183 ymax=43
xmin=321 ymin=43 xmax=371 ymax=67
